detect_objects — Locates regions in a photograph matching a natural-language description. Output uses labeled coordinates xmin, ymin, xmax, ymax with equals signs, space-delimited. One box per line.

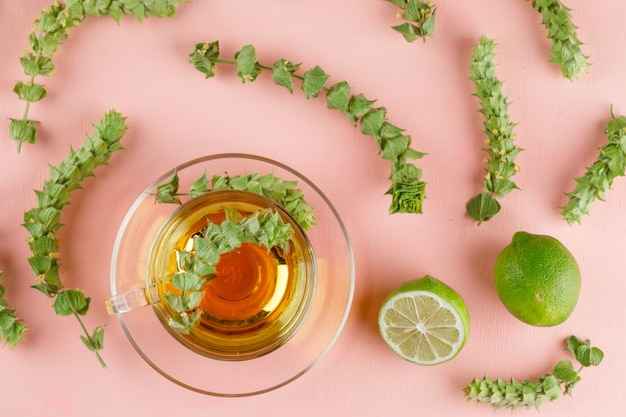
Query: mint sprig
xmin=0 ymin=270 xmax=28 ymax=349
xmin=466 ymin=36 xmax=521 ymax=225
xmin=23 ymin=110 xmax=128 ymax=367
xmin=164 ymin=208 xmax=293 ymax=333
xmin=525 ymin=0 xmax=589 ymax=80
xmin=385 ymin=0 xmax=436 ymax=43
xmin=189 ymin=41 xmax=427 ymax=215
xmin=10 ymin=0 xmax=187 ymax=151
xmin=464 ymin=335 xmax=603 ymax=410
xmin=561 ymin=107 xmax=626 ymax=224
xmin=156 ymin=171 xmax=317 ymax=232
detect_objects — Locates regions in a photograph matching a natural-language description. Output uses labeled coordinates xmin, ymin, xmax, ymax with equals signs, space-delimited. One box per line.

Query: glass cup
xmin=108 ymin=153 xmax=354 ymax=396
xmin=106 ymin=190 xmax=317 ymax=361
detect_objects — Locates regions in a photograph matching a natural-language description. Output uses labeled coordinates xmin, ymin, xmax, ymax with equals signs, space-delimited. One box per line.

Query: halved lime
xmin=378 ymin=275 xmax=470 ymax=365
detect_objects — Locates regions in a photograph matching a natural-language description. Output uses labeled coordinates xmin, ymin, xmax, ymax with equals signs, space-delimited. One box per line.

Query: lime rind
xmin=378 ymin=289 xmax=468 ymax=365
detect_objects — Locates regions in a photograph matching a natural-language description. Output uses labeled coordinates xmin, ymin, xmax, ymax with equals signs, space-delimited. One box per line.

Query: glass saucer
xmin=109 ymin=153 xmax=355 ymax=396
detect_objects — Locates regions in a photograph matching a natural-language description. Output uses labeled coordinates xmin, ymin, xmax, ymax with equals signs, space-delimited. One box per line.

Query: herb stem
xmin=73 ymin=312 xmax=106 ymax=368
xmin=189 ymin=41 xmax=427 ymax=215
xmin=23 ymin=110 xmax=128 ymax=365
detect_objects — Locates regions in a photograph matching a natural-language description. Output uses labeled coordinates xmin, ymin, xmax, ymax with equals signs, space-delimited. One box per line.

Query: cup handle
xmin=105 ymin=287 xmax=157 ymax=314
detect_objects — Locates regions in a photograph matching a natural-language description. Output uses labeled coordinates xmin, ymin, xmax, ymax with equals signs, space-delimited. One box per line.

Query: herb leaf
xmin=525 ymin=0 xmax=589 ymax=80
xmin=561 ymin=108 xmax=626 ymax=224
xmin=23 ymin=110 xmax=128 ymax=367
xmin=10 ymin=0 xmax=187 ymax=151
xmin=53 ymin=289 xmax=91 ymax=316
xmin=386 ymin=0 xmax=437 ymax=43
xmin=0 ymin=270 xmax=28 ymax=349
xmin=156 ymin=171 xmax=318 ymax=231
xmin=466 ymin=36 xmax=521 ymax=224
xmin=465 ymin=192 xmax=501 ymax=225
xmin=464 ymin=335 xmax=603 ymax=410
xmin=188 ymin=41 xmax=427 ymax=215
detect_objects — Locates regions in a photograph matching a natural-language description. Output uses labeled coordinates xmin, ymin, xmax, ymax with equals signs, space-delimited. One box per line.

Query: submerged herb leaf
xmin=163 ymin=209 xmax=294 ymax=334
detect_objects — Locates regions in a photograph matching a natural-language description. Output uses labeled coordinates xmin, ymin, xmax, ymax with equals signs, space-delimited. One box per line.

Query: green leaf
xmin=175 ymin=249 xmax=194 ymax=271
xmin=589 ymin=347 xmax=604 ymax=366
xmin=382 ymin=134 xmax=411 ymax=160
xmin=9 ymin=119 xmax=38 ymax=146
xmin=189 ymin=172 xmax=208 ymax=198
xmin=347 ymin=94 xmax=376 ymax=124
xmin=164 ymin=293 xmax=185 ymax=313
xmin=235 ymin=44 xmax=260 ymax=84
xmin=188 ymin=42 xmax=219 ymax=78
xmin=13 ymin=82 xmax=47 ymax=102
xmin=172 ymin=272 xmax=204 ymax=292
xmin=155 ymin=171 xmax=181 ymax=204
xmin=31 ymin=236 xmax=59 ymax=256
xmin=385 ymin=0 xmax=407 ymax=8
xmin=392 ymin=22 xmax=419 ymax=43
xmin=272 ymin=59 xmax=299 ymax=93
xmin=553 ymin=359 xmax=580 ymax=384
xmin=301 ymin=66 xmax=330 ymax=99
xmin=541 ymin=375 xmax=562 ymax=400
xmin=491 ymin=178 xmax=519 ymax=198
xmin=53 ymin=289 xmax=91 ymax=316
xmin=193 ymin=237 xmax=220 ymax=265
xmin=80 ymin=325 xmax=105 ymax=351
xmin=466 ymin=192 xmax=501 ymax=224
xmin=185 ymin=291 xmax=204 ymax=310
xmin=326 ymin=81 xmax=351 ymax=113
xmin=27 ymin=255 xmax=51 ymax=276
xmin=360 ymin=107 xmax=387 ymax=137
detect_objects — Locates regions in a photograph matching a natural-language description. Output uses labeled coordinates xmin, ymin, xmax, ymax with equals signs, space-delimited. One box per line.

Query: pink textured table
xmin=1 ymin=1 xmax=624 ymax=415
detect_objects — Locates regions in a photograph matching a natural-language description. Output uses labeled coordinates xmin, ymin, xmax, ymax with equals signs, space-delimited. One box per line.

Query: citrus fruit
xmin=378 ymin=275 xmax=470 ymax=365
xmin=494 ymin=231 xmax=581 ymax=327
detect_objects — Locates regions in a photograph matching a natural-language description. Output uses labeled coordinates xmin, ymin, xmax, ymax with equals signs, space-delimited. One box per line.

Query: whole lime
xmin=494 ymin=231 xmax=581 ymax=327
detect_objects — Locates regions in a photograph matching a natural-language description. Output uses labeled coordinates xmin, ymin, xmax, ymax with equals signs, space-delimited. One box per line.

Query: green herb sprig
xmin=525 ymin=0 xmax=589 ymax=80
xmin=561 ymin=108 xmax=626 ymax=224
xmin=155 ymin=171 xmax=316 ymax=231
xmin=464 ymin=335 xmax=603 ymax=410
xmin=23 ymin=109 xmax=128 ymax=367
xmin=189 ymin=41 xmax=427 ymax=215
xmin=385 ymin=0 xmax=436 ymax=43
xmin=9 ymin=0 xmax=187 ymax=152
xmin=165 ymin=207 xmax=293 ymax=333
xmin=0 ymin=270 xmax=28 ymax=349
xmin=466 ymin=36 xmax=521 ymax=225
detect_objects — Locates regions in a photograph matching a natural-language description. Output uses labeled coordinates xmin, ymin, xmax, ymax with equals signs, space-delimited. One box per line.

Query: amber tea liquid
xmin=148 ymin=190 xmax=316 ymax=360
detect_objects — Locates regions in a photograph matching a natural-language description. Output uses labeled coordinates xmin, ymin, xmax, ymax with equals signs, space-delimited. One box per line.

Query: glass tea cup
xmin=106 ymin=189 xmax=317 ymax=361
xmin=108 ymin=153 xmax=354 ymax=396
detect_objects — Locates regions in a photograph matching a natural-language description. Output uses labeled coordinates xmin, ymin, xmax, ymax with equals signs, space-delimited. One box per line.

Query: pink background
xmin=1 ymin=1 xmax=625 ymax=415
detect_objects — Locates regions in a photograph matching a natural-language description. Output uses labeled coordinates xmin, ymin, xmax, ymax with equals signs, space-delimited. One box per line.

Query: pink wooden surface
xmin=1 ymin=1 xmax=625 ymax=415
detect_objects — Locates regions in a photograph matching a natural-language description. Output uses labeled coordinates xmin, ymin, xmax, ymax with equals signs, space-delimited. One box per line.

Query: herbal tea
xmin=148 ymin=190 xmax=316 ymax=360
